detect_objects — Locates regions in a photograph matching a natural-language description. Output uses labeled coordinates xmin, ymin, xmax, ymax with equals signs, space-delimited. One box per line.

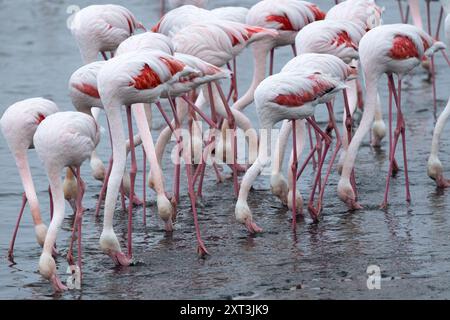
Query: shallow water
xmin=1 ymin=0 xmax=450 ymax=300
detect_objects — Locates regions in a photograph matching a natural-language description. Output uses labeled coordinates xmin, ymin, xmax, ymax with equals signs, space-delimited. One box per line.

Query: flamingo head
xmin=270 ymin=173 xmax=288 ymax=205
xmin=39 ymin=252 xmax=68 ymax=292
xmin=34 ymin=223 xmax=48 ymax=247
xmin=427 ymin=155 xmax=450 ymax=188
xmin=337 ymin=178 xmax=362 ymax=210
xmin=156 ymin=194 xmax=174 ymax=232
xmin=99 ymin=230 xmax=132 ymax=266
xmin=286 ymin=189 xmax=303 ymax=215
xmin=235 ymin=199 xmax=263 ymax=234
xmin=90 ymin=157 xmax=106 ymax=181
xmin=371 ymin=119 xmax=386 ymax=147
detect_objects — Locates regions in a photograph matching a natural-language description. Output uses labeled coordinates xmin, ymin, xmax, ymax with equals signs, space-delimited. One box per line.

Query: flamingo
xmin=325 ymin=0 xmax=385 ymax=150
xmin=115 ymin=31 xmax=227 ymax=229
xmin=271 ymin=53 xmax=357 ymax=218
xmin=398 ymin=0 xmax=447 ymax=114
xmin=337 ymin=24 xmax=445 ymax=210
xmin=151 ymin=52 xmax=231 ymax=201
xmin=230 ymin=0 xmax=326 ymax=113
xmin=34 ymin=111 xmax=99 ymax=292
xmin=171 ymin=20 xmax=279 ymax=195
xmin=70 ymin=4 xmax=145 ymax=64
xmin=428 ymin=10 xmax=450 ymax=187
xmin=97 ymin=50 xmax=210 ymax=264
xmin=68 ymin=61 xmax=147 ymax=215
xmin=0 ymin=98 xmax=59 ymax=262
xmin=235 ymin=71 xmax=346 ymax=233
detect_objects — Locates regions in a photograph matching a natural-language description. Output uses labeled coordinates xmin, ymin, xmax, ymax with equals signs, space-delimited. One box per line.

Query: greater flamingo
xmin=171 ymin=20 xmax=278 ymax=195
xmin=428 ymin=10 xmax=450 ymax=187
xmin=231 ymin=0 xmax=326 ymax=113
xmin=70 ymin=4 xmax=145 ymax=63
xmin=0 ymin=98 xmax=59 ymax=262
xmin=235 ymin=71 xmax=346 ymax=233
xmin=271 ymin=53 xmax=357 ymax=218
xmin=97 ymin=50 xmax=209 ymax=264
xmin=338 ymin=24 xmax=445 ymax=209
xmin=34 ymin=111 xmax=99 ymax=292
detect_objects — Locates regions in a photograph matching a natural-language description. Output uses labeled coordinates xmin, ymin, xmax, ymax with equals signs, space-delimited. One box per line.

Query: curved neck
xmin=341 ymin=73 xmax=379 ymax=179
xmin=232 ymin=41 xmax=273 ymax=111
xmin=14 ymin=150 xmax=42 ymax=226
xmin=431 ymin=97 xmax=450 ymax=157
xmin=44 ymin=167 xmax=65 ymax=254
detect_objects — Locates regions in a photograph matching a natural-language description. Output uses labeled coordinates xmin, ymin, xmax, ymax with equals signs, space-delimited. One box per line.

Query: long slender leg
xmin=7 ymin=193 xmax=27 ymax=263
xmin=232 ymin=57 xmax=238 ymax=102
xmin=168 ymin=98 xmax=182 ymax=207
xmin=48 ymin=186 xmax=53 ymax=221
xmin=142 ymin=147 xmax=147 ymax=225
xmin=75 ymin=166 xmax=85 ymax=282
xmin=312 ymin=103 xmax=343 ymax=218
xmin=133 ymin=104 xmax=174 ymax=232
xmin=291 ymin=120 xmax=298 ymax=230
xmin=166 ymin=98 xmax=208 ymax=256
xmin=306 ymin=118 xmax=332 ymax=221
xmin=125 ymin=106 xmax=137 ymax=259
xmin=214 ymin=82 xmax=239 ymax=196
xmin=95 ymin=156 xmax=112 ymax=217
xmin=397 ymin=79 xmax=411 ymax=202
xmin=269 ymin=49 xmax=274 ymax=76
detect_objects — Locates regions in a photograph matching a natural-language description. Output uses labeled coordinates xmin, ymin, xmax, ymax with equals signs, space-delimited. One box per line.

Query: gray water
xmin=1 ymin=0 xmax=450 ymax=300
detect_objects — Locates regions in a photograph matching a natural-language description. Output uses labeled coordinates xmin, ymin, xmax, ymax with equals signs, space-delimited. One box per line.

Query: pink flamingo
xmin=161 ymin=0 xmax=209 ymax=16
xmin=68 ymin=61 xmax=147 ymax=215
xmin=428 ymin=10 xmax=450 ymax=187
xmin=115 ymin=32 xmax=227 ymax=225
xmin=235 ymin=71 xmax=346 ymax=233
xmin=171 ymin=20 xmax=278 ymax=196
xmin=97 ymin=50 xmax=210 ymax=264
xmin=0 ymin=98 xmax=59 ymax=263
xmin=272 ymin=53 xmax=357 ymax=219
xmin=70 ymin=4 xmax=145 ymax=64
xmin=34 ymin=111 xmax=99 ymax=292
xmin=231 ymin=0 xmax=326 ymax=114
xmin=325 ymin=0 xmax=386 ymax=149
xmin=338 ymin=24 xmax=445 ymax=209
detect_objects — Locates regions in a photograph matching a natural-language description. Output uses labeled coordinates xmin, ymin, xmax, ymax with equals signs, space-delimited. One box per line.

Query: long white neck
xmin=103 ymin=105 xmax=127 ymax=231
xmin=43 ymin=167 xmax=65 ymax=255
xmin=232 ymin=40 xmax=273 ymax=111
xmin=430 ymin=97 xmax=450 ymax=158
xmin=14 ymin=150 xmax=42 ymax=226
xmin=341 ymin=73 xmax=379 ymax=180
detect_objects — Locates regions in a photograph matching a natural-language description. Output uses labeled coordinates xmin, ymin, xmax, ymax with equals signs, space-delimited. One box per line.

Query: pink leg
xmin=306 ymin=122 xmax=317 ymax=170
xmin=269 ymin=49 xmax=274 ymax=76
xmin=166 ymin=97 xmax=208 ymax=256
xmin=95 ymin=156 xmax=112 ymax=217
xmin=7 ymin=193 xmax=27 ymax=263
xmin=312 ymin=103 xmax=343 ymax=218
xmin=214 ymin=82 xmax=239 ymax=197
xmin=126 ymin=105 xmax=137 ymax=259
xmin=291 ymin=120 xmax=298 ymax=230
xmin=168 ymin=98 xmax=182 ymax=206
xmin=48 ymin=186 xmax=53 ymax=221
xmin=142 ymin=147 xmax=147 ymax=225
xmin=396 ymin=79 xmax=411 ymax=202
xmin=67 ymin=167 xmax=85 ymax=274
xmin=306 ymin=118 xmax=331 ymax=221
xmin=232 ymin=57 xmax=238 ymax=103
